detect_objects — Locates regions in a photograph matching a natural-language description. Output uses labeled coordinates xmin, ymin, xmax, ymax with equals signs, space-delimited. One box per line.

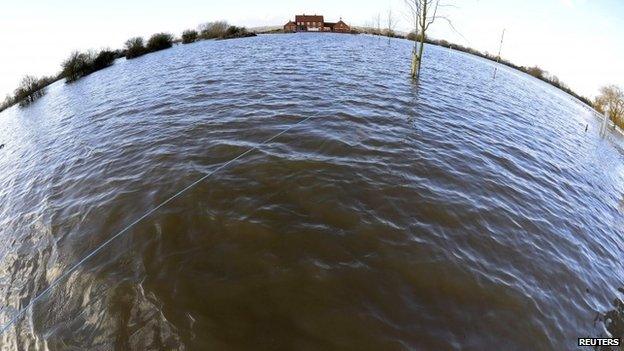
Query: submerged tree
xmin=125 ymin=37 xmax=147 ymax=59
xmin=62 ymin=49 xmax=116 ymax=83
xmin=405 ymin=0 xmax=457 ymax=79
xmin=181 ymin=29 xmax=198 ymax=44
xmin=14 ymin=75 xmax=48 ymax=106
xmin=146 ymin=33 xmax=174 ymax=52
xmin=594 ymin=85 xmax=624 ymax=129
xmin=62 ymin=51 xmax=93 ymax=82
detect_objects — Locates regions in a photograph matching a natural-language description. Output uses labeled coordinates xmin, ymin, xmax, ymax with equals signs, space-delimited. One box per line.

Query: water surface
xmin=0 ymin=34 xmax=623 ymax=350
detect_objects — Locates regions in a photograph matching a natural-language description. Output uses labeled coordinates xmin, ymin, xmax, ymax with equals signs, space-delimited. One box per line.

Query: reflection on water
xmin=0 ymin=34 xmax=623 ymax=350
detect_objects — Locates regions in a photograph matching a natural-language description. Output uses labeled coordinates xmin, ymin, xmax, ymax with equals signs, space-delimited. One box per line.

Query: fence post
xmin=601 ymin=110 xmax=609 ymax=136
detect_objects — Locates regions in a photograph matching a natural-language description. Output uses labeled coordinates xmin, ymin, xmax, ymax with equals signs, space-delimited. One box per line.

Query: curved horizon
xmin=1 ymin=0 xmax=623 ymax=100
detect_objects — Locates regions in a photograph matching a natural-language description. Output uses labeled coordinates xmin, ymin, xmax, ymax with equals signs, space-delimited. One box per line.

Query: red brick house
xmin=296 ymin=15 xmax=324 ymax=32
xmin=283 ymin=15 xmax=350 ymax=33
xmin=324 ymin=20 xmax=350 ymax=33
xmin=284 ymin=21 xmax=297 ymax=32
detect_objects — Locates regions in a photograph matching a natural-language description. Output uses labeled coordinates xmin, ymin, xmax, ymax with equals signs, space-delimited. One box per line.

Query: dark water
xmin=0 ymin=33 xmax=623 ymax=350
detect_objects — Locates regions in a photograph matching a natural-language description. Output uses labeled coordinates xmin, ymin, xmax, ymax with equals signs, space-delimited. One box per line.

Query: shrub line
xmin=0 ymin=21 xmax=256 ymax=112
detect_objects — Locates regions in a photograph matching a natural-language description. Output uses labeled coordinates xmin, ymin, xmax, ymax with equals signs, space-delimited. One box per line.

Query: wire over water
xmin=0 ymin=115 xmax=314 ymax=335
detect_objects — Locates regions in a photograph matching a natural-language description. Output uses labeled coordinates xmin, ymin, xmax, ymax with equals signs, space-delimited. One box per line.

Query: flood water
xmin=0 ymin=33 xmax=623 ymax=350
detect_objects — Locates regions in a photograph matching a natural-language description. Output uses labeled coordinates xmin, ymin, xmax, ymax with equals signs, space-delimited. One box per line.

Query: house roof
xmin=324 ymin=20 xmax=348 ymax=28
xmin=295 ymin=15 xmax=324 ymax=23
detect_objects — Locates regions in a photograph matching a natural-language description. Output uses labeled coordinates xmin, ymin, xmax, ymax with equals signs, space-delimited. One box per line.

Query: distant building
xmin=284 ymin=21 xmax=297 ymax=33
xmin=324 ymin=20 xmax=350 ymax=33
xmin=283 ymin=14 xmax=350 ymax=33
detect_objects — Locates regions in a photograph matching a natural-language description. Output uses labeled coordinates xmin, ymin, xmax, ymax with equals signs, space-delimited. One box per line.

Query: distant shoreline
xmin=0 ymin=27 xmax=598 ymax=118
xmin=0 ymin=22 xmax=255 ymax=113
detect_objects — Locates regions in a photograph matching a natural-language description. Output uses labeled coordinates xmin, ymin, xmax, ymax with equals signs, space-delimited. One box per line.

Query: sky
xmin=0 ymin=0 xmax=622 ymax=99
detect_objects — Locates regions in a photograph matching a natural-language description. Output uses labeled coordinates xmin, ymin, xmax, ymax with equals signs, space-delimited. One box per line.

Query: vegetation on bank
xmin=147 ymin=33 xmax=174 ymax=51
xmin=0 ymin=21 xmax=255 ymax=112
xmin=199 ymin=21 xmax=229 ymax=39
xmin=223 ymin=26 xmax=256 ymax=39
xmin=189 ymin=21 xmax=256 ymax=42
xmin=125 ymin=33 xmax=173 ymax=59
xmin=62 ymin=49 xmax=119 ymax=82
xmin=124 ymin=37 xmax=147 ymax=59
xmin=182 ymin=30 xmax=198 ymax=44
xmin=181 ymin=22 xmax=258 ymax=44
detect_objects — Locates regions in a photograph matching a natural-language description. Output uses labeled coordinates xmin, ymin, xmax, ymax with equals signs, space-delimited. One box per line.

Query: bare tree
xmin=594 ymin=85 xmax=624 ymax=129
xmin=198 ymin=21 xmax=229 ymax=39
xmin=493 ymin=29 xmax=505 ymax=79
xmin=14 ymin=75 xmax=47 ymax=106
xmin=386 ymin=8 xmax=396 ymax=40
xmin=376 ymin=13 xmax=382 ymax=36
xmin=404 ymin=0 xmax=450 ymax=79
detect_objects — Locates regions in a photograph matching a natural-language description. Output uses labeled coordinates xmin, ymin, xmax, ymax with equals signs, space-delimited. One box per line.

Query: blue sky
xmin=1 ymin=0 xmax=622 ymax=99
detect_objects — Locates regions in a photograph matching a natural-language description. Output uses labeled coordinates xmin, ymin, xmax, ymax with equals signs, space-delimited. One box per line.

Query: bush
xmin=223 ymin=26 xmax=256 ymax=39
xmin=125 ymin=37 xmax=146 ymax=59
xmin=197 ymin=21 xmax=255 ymax=40
xmin=436 ymin=39 xmax=450 ymax=47
xmin=62 ymin=51 xmax=91 ymax=82
xmin=182 ymin=29 xmax=198 ymax=44
xmin=527 ymin=66 xmax=545 ymax=79
xmin=14 ymin=75 xmax=54 ymax=107
xmin=407 ymin=31 xmax=423 ymax=42
xmin=199 ymin=21 xmax=229 ymax=39
xmin=92 ymin=50 xmax=116 ymax=71
xmin=62 ymin=49 xmax=116 ymax=83
xmin=0 ymin=95 xmax=14 ymax=112
xmin=147 ymin=33 xmax=173 ymax=52
xmin=225 ymin=26 xmax=244 ymax=38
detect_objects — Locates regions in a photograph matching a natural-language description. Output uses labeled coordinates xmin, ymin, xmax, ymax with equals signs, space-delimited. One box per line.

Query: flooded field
xmin=0 ymin=33 xmax=623 ymax=350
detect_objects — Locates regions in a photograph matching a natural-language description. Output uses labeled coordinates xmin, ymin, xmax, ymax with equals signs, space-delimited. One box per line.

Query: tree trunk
xmin=410 ymin=41 xmax=419 ymax=78
xmin=411 ymin=1 xmax=428 ymax=80
xmin=417 ymin=35 xmax=425 ymax=76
